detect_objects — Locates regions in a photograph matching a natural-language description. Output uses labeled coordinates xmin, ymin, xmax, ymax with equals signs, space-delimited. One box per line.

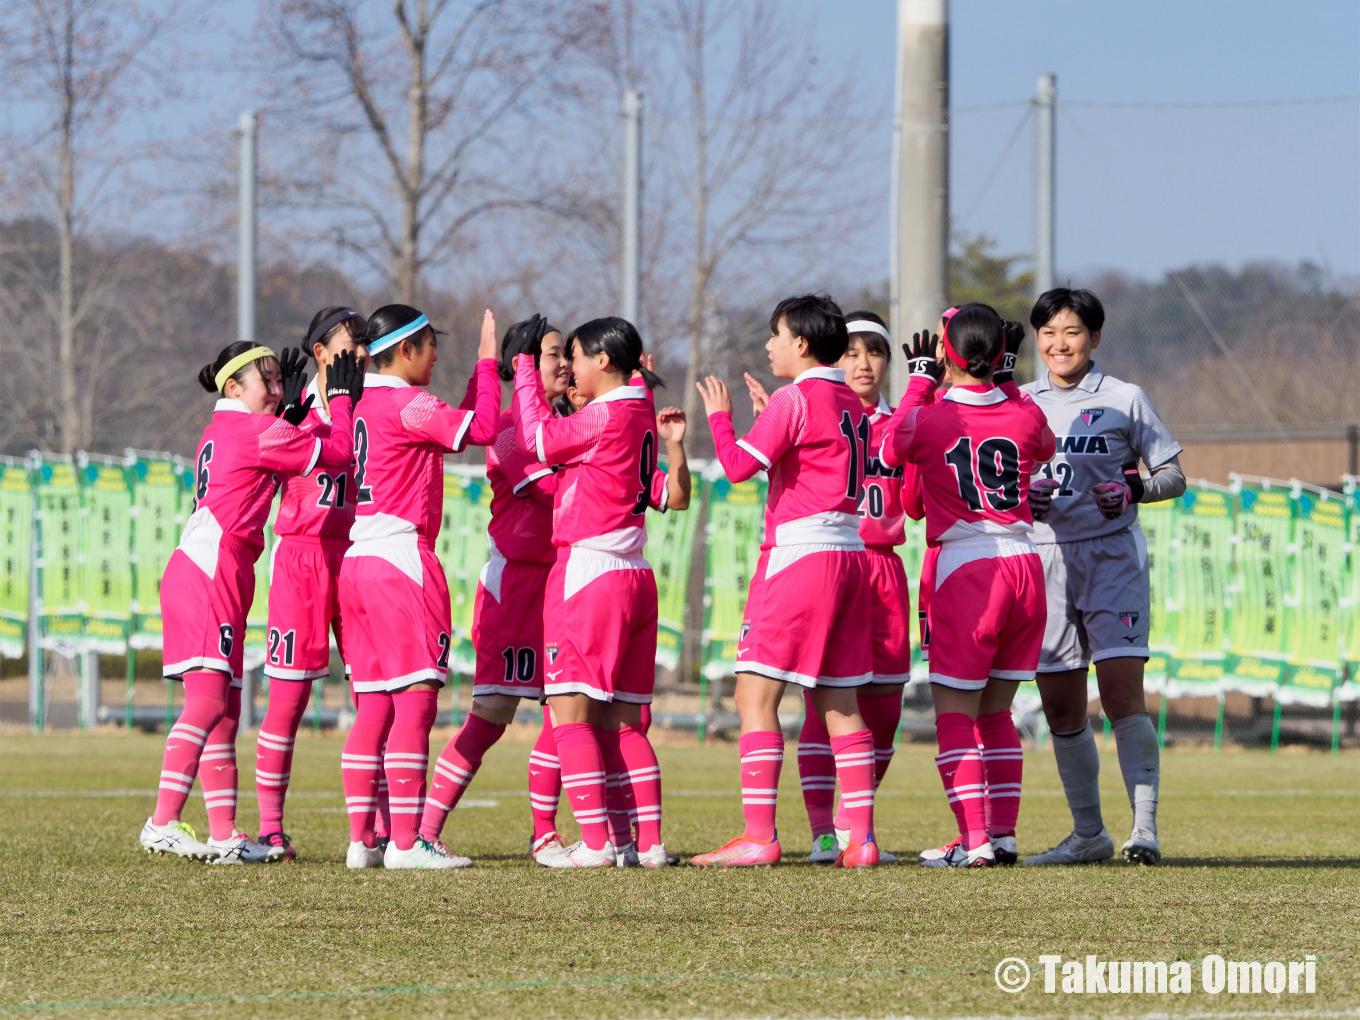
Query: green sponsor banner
xmin=79 ymin=456 xmax=133 ymax=652
xmin=128 ymin=455 xmax=184 ymax=650
xmin=1138 ymin=502 xmax=1177 ymax=684
xmin=1342 ymin=481 xmax=1360 ymax=700
xmin=441 ymin=466 xmax=492 ymax=674
xmin=701 ymin=473 xmax=765 ymax=679
xmin=1164 ymin=485 xmax=1231 ymax=696
xmin=0 ymin=458 xmax=32 ymax=658
xmin=1222 ymin=485 xmax=1291 ymax=695
xmin=1279 ymin=487 xmax=1343 ymax=706
xmin=649 ymin=467 xmax=696 ymax=671
xmin=35 ymin=457 xmax=84 ymax=651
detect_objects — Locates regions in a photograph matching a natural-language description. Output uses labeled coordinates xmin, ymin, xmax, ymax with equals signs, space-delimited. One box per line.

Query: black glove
xmin=326 ymin=349 xmax=365 ymax=404
xmin=281 ymin=394 xmax=314 ymax=426
xmin=902 ymin=327 xmax=943 ymax=382
xmin=499 ymin=313 xmax=551 ymax=381
xmin=994 ymin=321 xmax=1025 ymax=385
xmin=276 ymin=346 xmax=309 ymax=418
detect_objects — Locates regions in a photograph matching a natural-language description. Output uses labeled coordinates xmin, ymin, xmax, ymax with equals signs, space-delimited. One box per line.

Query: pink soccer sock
xmin=420 ymin=712 xmax=506 ymax=841
xmin=528 ymin=707 xmax=561 ymax=840
xmin=153 ymin=671 xmax=230 ymax=826
xmin=598 ymin=728 xmax=634 ymax=847
xmin=617 ymin=724 xmax=662 ymax=851
xmin=385 ymin=687 xmax=439 ymax=851
xmin=830 ymin=729 xmax=876 ymax=845
xmin=199 ymin=687 xmax=242 ymax=841
xmin=375 ymin=777 xmax=391 ymax=841
xmin=935 ymin=712 xmax=988 ymax=850
xmin=554 ymin=721 xmax=609 ymax=850
xmin=739 ymin=730 xmax=783 ymax=842
xmin=341 ymin=692 xmax=393 ymax=846
xmin=976 ymin=711 xmax=1023 ymax=837
xmin=859 ymin=690 xmax=902 ymax=787
xmin=796 ymin=690 xmax=836 ymax=838
xmin=255 ymin=679 xmax=310 ymax=836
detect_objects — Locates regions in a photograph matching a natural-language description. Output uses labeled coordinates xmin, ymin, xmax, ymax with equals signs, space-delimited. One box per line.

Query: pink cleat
xmin=690 ymin=834 xmax=782 ymax=868
xmin=835 ymin=837 xmax=881 ymax=868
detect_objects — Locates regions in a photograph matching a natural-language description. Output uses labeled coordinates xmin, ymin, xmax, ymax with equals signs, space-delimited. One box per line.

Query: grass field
xmin=1 ymin=730 xmax=1357 ymax=1019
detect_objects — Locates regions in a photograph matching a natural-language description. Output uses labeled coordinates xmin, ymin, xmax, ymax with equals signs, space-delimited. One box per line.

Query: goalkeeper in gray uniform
xmin=1019 ymin=288 xmax=1184 ymax=867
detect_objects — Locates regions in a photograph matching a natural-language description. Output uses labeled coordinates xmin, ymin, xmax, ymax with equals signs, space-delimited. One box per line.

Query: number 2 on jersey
xmin=352 ymin=418 xmax=373 ymax=504
xmin=944 ymin=436 xmax=1022 ymax=512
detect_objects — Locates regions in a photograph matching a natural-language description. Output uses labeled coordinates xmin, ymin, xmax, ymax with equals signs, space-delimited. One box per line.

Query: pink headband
xmin=939 ymin=306 xmax=1004 ymax=370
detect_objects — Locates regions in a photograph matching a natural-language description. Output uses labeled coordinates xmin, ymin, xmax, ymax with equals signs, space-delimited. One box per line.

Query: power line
xmin=1065 ymin=94 xmax=1360 ymax=110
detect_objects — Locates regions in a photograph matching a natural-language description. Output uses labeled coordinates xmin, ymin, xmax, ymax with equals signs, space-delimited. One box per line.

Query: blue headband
xmin=368 ymin=314 xmax=430 ymax=356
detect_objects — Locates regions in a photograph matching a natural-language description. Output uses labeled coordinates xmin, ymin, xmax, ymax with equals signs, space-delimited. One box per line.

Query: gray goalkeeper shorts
xmin=1036 ymin=528 xmax=1150 ymax=672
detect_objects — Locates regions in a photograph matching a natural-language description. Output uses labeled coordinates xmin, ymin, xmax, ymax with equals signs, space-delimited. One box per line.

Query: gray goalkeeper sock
xmin=1050 ymin=722 xmax=1104 ymax=838
xmin=1112 ymin=712 xmax=1160 ymax=836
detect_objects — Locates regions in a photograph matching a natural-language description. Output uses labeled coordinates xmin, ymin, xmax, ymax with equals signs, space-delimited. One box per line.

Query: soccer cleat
xmin=530 ymin=831 xmax=566 ymax=865
xmin=538 ymin=840 xmax=616 ymax=869
xmin=1020 ymin=828 xmax=1115 ymax=866
xmin=257 ymin=831 xmax=296 ymax=861
xmin=991 ymin=835 xmax=1018 ymax=865
xmin=636 ymin=843 xmax=672 ymax=868
xmin=140 ymin=818 xmax=218 ymax=861
xmin=208 ymin=832 xmax=275 ymax=865
xmin=920 ymin=840 xmax=995 ymax=868
xmin=808 ymin=833 xmax=840 ymax=864
xmin=878 ymin=848 xmax=898 ymax=864
xmin=918 ymin=836 xmax=961 ymax=864
xmin=834 ymin=826 xmax=850 ymax=852
xmin=1121 ymin=828 xmax=1161 ymax=866
xmin=690 ymin=834 xmax=782 ymax=868
xmin=346 ymin=841 xmax=384 ymax=869
xmin=383 ymin=836 xmax=473 ymax=870
xmin=835 ymin=837 xmax=881 ymax=868
xmin=615 ymin=841 xmax=640 ymax=868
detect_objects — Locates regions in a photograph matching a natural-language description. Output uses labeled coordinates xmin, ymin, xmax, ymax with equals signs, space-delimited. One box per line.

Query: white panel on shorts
xmin=177 ymin=506 xmax=223 ymax=580
xmin=346 ymin=513 xmax=423 ymax=585
xmin=480 ymin=543 xmax=507 ymax=603
xmin=934 ymin=533 xmax=1037 ymax=588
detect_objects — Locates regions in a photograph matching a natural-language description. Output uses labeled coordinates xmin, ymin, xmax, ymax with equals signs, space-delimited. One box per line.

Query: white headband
xmin=846 ymin=320 xmax=891 ymax=343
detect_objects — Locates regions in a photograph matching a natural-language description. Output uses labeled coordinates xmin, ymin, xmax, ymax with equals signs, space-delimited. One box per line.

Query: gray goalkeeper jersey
xmin=1020 ymin=362 xmax=1182 ymax=545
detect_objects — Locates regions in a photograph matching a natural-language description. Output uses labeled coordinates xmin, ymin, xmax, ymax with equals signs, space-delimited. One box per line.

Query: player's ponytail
xmin=940 ymin=302 xmax=1003 ymax=380
xmin=569 ymin=317 xmax=663 ymax=389
xmin=198 ymin=340 xmax=269 ymax=393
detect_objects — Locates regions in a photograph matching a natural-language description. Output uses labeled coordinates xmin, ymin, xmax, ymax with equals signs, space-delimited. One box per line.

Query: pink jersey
xmin=512 ymin=356 xmax=664 ymax=554
xmin=274 ymin=379 xmax=357 ymax=544
xmin=348 ymin=360 xmax=502 ymax=549
xmin=880 ymin=378 xmax=1056 ymax=545
xmin=708 ymin=366 xmax=868 ymax=551
xmin=486 ymin=409 xmax=557 ymax=565
xmin=858 ymin=397 xmax=923 ymax=548
xmin=176 ymin=395 xmax=353 ymax=571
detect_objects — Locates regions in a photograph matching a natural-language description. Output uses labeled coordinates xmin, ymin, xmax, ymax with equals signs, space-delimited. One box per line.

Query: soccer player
xmin=880 ymin=302 xmax=1055 ymax=868
xmin=337 ymin=304 xmax=501 ymax=870
xmin=692 ymin=293 xmax=880 ymax=869
xmin=513 ymin=317 xmax=688 ymax=868
xmin=1019 ymin=288 xmax=1184 ymax=867
xmin=254 ymin=307 xmax=369 ymax=861
xmin=141 ymin=340 xmax=361 ymax=863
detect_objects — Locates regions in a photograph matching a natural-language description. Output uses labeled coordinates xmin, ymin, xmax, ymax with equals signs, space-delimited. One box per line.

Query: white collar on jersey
xmin=1034 ymin=360 xmax=1106 ymax=394
xmin=591 ymin=384 xmax=649 ymax=404
xmin=304 ymin=378 xmax=330 ymax=425
xmin=943 ymin=385 xmax=1008 ymax=406
xmin=872 ymin=395 xmax=892 ymax=418
xmin=363 ymin=373 xmax=410 ymax=389
xmin=794 ymin=366 xmax=846 ymax=384
xmin=214 ymin=398 xmax=252 ymax=414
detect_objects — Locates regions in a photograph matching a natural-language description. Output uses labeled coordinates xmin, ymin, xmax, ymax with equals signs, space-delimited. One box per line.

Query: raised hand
xmin=743 ymin=373 xmax=770 ymax=416
xmin=657 ymin=406 xmax=687 ymax=443
xmin=695 ymin=376 xmax=733 ymax=417
xmin=903 ymin=327 xmax=943 ymax=382
xmin=326 ymin=349 xmax=364 ymax=404
xmin=276 ymin=346 xmax=309 ymax=417
xmin=280 ymin=394 xmax=314 ymax=426
xmin=478 ymin=309 xmax=498 ymax=361
xmin=995 ymin=321 xmax=1025 ymax=384
xmin=1029 ymin=477 xmax=1061 ymax=521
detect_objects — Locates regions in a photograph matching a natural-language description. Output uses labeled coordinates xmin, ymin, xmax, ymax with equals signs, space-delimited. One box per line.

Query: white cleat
xmin=991 ymin=835 xmax=1018 ymax=865
xmin=530 ymin=832 xmax=566 ymax=866
xmin=1122 ymin=828 xmax=1161 ymax=866
xmin=208 ymin=832 xmax=275 ymax=865
xmin=538 ymin=840 xmax=616 ymax=869
xmin=919 ymin=836 xmax=961 ymax=864
xmin=920 ymin=840 xmax=995 ymax=868
xmin=140 ymin=818 xmax=218 ymax=861
xmin=346 ymin=841 xmax=385 ymax=869
xmin=1021 ymin=828 xmax=1115 ymax=866
xmin=808 ymin=833 xmax=840 ymax=864
xmin=834 ymin=826 xmax=850 ymax=852
xmin=615 ymin=841 xmax=640 ymax=867
xmin=636 ymin=843 xmax=673 ymax=868
xmin=383 ymin=837 xmax=472 ymax=870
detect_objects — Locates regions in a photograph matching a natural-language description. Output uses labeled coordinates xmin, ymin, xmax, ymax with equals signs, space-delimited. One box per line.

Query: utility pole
xmin=237 ymin=111 xmax=258 ymax=346
xmin=620 ymin=89 xmax=642 ymax=325
xmin=27 ymin=451 xmax=41 ymax=732
xmin=1033 ymin=73 xmax=1056 ymax=297
xmin=890 ymin=0 xmax=949 ymax=403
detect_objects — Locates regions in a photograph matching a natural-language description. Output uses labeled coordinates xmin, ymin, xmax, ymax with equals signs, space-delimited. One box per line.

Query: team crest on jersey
xmin=1080 ymin=408 xmax=1105 ymax=426
xmin=1119 ymin=611 xmax=1140 ymax=629
xmin=546 ymin=643 xmax=559 ymax=664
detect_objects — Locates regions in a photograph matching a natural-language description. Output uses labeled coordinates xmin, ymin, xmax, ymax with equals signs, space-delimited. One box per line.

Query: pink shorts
xmin=265 ymin=538 xmax=346 ymax=681
xmin=927 ymin=537 xmax=1045 ymax=691
xmin=866 ymin=546 xmax=912 ymax=684
xmin=339 ymin=548 xmax=451 ymax=693
xmin=736 ymin=547 xmax=871 ymax=688
xmin=473 ymin=555 xmax=552 ymax=698
xmin=919 ymin=545 xmax=940 ymax=660
xmin=541 ymin=552 xmax=658 ymax=704
xmin=160 ymin=544 xmax=255 ymax=687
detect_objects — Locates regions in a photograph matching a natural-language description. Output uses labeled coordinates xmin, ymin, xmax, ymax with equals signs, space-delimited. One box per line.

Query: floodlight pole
xmin=621 ymin=89 xmax=643 ymax=325
xmin=890 ymin=0 xmax=950 ymax=404
xmin=1034 ymin=73 xmax=1056 ymax=297
xmin=237 ymin=111 xmax=257 ymax=346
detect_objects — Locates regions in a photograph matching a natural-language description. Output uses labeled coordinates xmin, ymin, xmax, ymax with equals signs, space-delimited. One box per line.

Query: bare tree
xmin=264 ymin=0 xmax=600 ymax=304
xmin=0 ymin=0 xmax=199 ymax=454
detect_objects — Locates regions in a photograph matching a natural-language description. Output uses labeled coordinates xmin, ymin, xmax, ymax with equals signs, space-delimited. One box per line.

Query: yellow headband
xmin=214 ymin=346 xmax=277 ymax=393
